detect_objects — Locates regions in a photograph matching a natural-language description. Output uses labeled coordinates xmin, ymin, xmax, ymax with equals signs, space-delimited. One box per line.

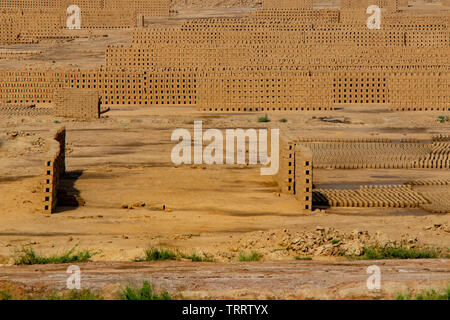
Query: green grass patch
xmin=238 ymin=251 xmax=261 ymax=262
xmin=119 ymin=281 xmax=171 ymax=300
xmin=279 ymin=118 xmax=288 ymax=123
xmin=134 ymin=248 xmax=178 ymax=262
xmin=346 ymin=245 xmax=440 ymax=260
xmin=258 ymin=114 xmax=270 ymax=123
xmin=0 ymin=289 xmax=14 ymax=300
xmin=331 ymin=239 xmax=340 ymax=245
xmin=295 ymin=256 xmax=312 ymax=260
xmin=1 ymin=288 xmax=103 ymax=300
xmin=14 ymin=246 xmax=97 ymax=265
xmin=396 ymin=286 xmax=450 ymax=300
xmin=135 ymin=247 xmax=214 ymax=262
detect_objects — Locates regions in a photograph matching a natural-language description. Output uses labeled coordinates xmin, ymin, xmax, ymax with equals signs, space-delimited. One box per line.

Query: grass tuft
xmin=361 ymin=246 xmax=439 ymax=260
xmin=0 ymin=290 xmax=14 ymax=300
xmin=258 ymin=114 xmax=270 ymax=123
xmin=1 ymin=288 xmax=103 ymax=300
xmin=396 ymin=286 xmax=450 ymax=300
xmin=48 ymin=290 xmax=104 ymax=300
xmin=295 ymin=256 xmax=312 ymax=260
xmin=134 ymin=248 xmax=178 ymax=262
xmin=279 ymin=118 xmax=288 ymax=123
xmin=238 ymin=251 xmax=261 ymax=262
xmin=14 ymin=246 xmax=97 ymax=265
xmin=345 ymin=245 xmax=441 ymax=260
xmin=119 ymin=281 xmax=171 ymax=300
xmin=135 ymin=247 xmax=214 ymax=262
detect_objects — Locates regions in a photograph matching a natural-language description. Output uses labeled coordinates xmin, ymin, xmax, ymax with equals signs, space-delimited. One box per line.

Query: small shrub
xmin=119 ymin=281 xmax=171 ymax=300
xmin=14 ymin=246 xmax=97 ymax=265
xmin=238 ymin=251 xmax=261 ymax=262
xmin=134 ymin=248 xmax=178 ymax=262
xmin=438 ymin=116 xmax=449 ymax=123
xmin=295 ymin=256 xmax=312 ymax=260
xmin=279 ymin=118 xmax=288 ymax=123
xmin=258 ymin=114 xmax=270 ymax=123
xmin=331 ymin=240 xmax=340 ymax=245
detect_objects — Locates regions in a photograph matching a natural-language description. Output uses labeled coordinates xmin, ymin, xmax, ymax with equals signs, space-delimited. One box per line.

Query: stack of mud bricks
xmin=54 ymin=88 xmax=100 ymax=119
xmin=314 ymin=185 xmax=428 ymax=208
xmin=298 ymin=138 xmax=450 ymax=170
xmin=0 ymin=0 xmax=170 ymax=43
xmin=0 ymin=2 xmax=449 ymax=112
xmin=0 ymin=9 xmax=63 ymax=44
xmin=388 ymin=71 xmax=450 ymax=111
xmin=196 ymin=66 xmax=334 ymax=112
xmin=262 ymin=0 xmax=313 ymax=9
xmin=295 ymin=145 xmax=313 ymax=212
xmin=274 ymin=136 xmax=296 ymax=195
xmin=43 ymin=127 xmax=66 ymax=214
xmin=0 ymin=69 xmax=65 ymax=104
xmin=251 ymin=8 xmax=340 ymax=21
xmin=274 ymin=135 xmax=313 ymax=213
xmin=341 ymin=0 xmax=403 ymax=10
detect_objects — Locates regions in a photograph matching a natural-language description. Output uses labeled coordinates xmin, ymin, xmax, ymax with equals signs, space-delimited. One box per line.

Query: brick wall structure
xmin=43 ymin=126 xmax=66 ymax=214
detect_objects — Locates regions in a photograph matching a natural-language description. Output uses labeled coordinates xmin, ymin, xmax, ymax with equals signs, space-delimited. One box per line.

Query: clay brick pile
xmin=412 ymin=185 xmax=450 ymax=214
xmin=54 ymin=88 xmax=100 ymax=119
xmin=262 ymin=0 xmax=313 ymax=9
xmin=0 ymin=50 xmax=42 ymax=59
xmin=43 ymin=126 xmax=66 ymax=214
xmin=274 ymin=133 xmax=450 ymax=213
xmin=298 ymin=139 xmax=449 ymax=169
xmin=0 ymin=0 xmax=170 ymax=44
xmin=412 ymin=141 xmax=450 ymax=169
xmin=0 ymin=1 xmax=448 ymax=112
xmin=0 ymin=104 xmax=53 ymax=117
xmin=313 ymin=185 xmax=428 ymax=208
xmin=274 ymin=134 xmax=313 ymax=212
xmin=405 ymin=178 xmax=450 ymax=214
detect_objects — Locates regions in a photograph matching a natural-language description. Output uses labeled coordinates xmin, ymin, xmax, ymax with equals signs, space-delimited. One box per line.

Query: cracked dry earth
xmin=0 ymin=259 xmax=449 ymax=300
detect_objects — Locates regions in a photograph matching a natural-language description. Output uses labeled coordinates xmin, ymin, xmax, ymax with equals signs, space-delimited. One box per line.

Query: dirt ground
xmin=1 ymin=259 xmax=449 ymax=300
xmin=0 ymin=107 xmax=449 ymax=266
xmin=0 ymin=2 xmax=449 ymax=299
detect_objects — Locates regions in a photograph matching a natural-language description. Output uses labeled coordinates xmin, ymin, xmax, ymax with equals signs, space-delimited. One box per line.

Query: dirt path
xmin=1 ymin=259 xmax=449 ymax=299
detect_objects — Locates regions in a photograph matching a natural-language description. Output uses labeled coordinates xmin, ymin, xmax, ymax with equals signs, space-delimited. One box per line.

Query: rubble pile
xmin=233 ymin=227 xmax=422 ymax=257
